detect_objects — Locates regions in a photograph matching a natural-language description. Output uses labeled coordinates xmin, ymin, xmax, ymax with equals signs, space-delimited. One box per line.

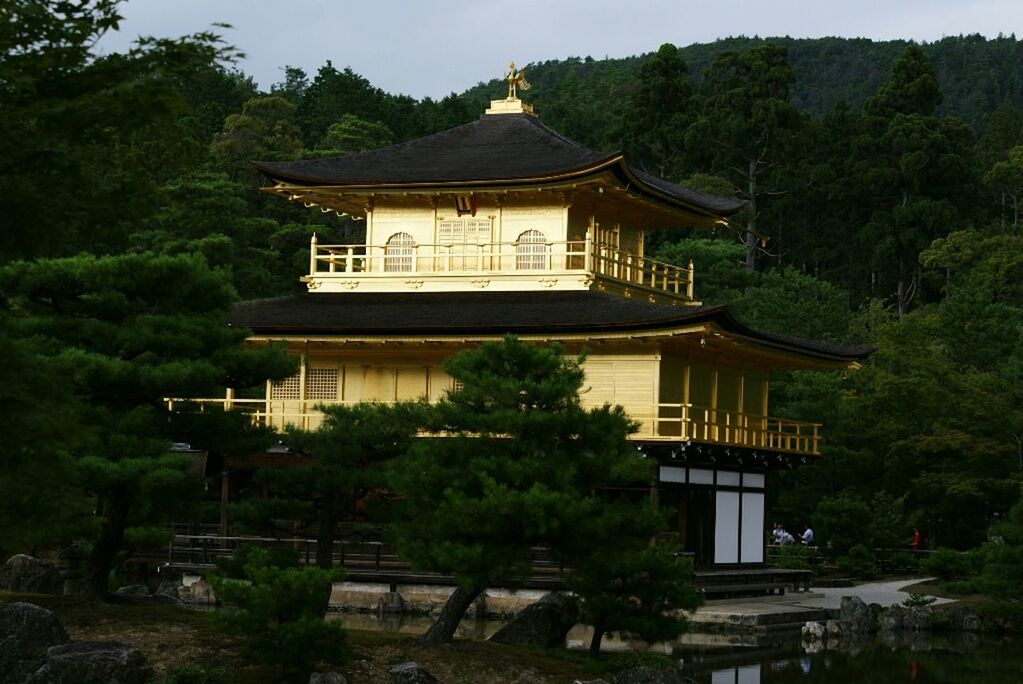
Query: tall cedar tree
xmin=0 ymin=0 xmax=239 ymax=260
xmin=690 ymin=44 xmax=801 ymax=271
xmin=0 ymin=253 xmax=295 ymax=595
xmin=620 ymin=43 xmax=695 ymax=178
xmin=387 ymin=337 xmax=650 ymax=644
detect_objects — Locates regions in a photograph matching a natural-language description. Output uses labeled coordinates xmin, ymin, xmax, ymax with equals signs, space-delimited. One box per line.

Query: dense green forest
xmin=2 ymin=0 xmax=1022 ymax=598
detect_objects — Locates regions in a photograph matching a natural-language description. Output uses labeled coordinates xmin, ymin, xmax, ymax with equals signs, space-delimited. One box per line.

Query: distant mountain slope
xmin=457 ymin=35 xmax=1023 ymax=150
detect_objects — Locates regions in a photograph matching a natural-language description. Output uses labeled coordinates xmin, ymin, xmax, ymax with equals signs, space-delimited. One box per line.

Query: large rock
xmin=388 ymin=661 xmax=438 ymax=684
xmin=488 ymin=592 xmax=579 ymax=648
xmin=878 ymin=606 xmax=904 ymax=632
xmin=839 ymin=596 xmax=875 ymax=633
xmin=29 ymin=641 xmax=152 ymax=684
xmin=113 ymin=585 xmax=151 ymax=598
xmin=0 ymin=556 xmax=62 ymax=595
xmin=801 ymin=621 xmax=825 ymax=641
xmin=309 ymin=672 xmax=348 ymax=684
xmin=376 ymin=591 xmax=405 ymax=614
xmin=178 ymin=577 xmax=216 ymax=604
xmin=610 ymin=666 xmax=686 ymax=684
xmin=0 ymin=602 xmax=70 ymax=684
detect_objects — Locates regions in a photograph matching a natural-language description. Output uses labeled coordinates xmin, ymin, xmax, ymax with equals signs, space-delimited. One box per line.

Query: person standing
xmin=910 ymin=528 xmax=922 ymax=552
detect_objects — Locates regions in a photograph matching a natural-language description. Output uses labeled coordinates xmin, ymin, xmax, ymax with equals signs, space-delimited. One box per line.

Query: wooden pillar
xmin=219 ymin=468 xmax=230 ymax=537
xmin=710 ymin=366 xmax=719 ymax=442
xmin=298 ymin=353 xmax=307 ymax=429
xmin=682 ymin=363 xmax=691 ymax=439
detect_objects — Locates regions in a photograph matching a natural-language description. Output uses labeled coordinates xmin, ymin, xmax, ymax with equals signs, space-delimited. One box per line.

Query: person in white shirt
xmin=801 ymin=526 xmax=815 ymax=545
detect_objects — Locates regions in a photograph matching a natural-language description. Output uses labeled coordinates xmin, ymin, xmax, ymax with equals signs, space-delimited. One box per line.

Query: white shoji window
xmin=515 ymin=229 xmax=548 ymax=270
xmin=384 ymin=232 xmax=415 ymax=272
xmin=306 ymin=368 xmax=339 ymax=400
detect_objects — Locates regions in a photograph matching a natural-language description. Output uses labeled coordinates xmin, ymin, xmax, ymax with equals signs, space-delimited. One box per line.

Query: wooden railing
xmin=165 ymin=398 xmax=822 ymax=456
xmin=653 ymin=403 xmax=821 ymax=455
xmin=309 ymin=235 xmax=695 ymax=299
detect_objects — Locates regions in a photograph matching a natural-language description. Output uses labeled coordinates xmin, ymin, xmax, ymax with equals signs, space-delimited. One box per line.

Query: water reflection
xmin=332 ymin=613 xmax=1023 ymax=683
xmin=692 ymin=634 xmax=1023 ymax=684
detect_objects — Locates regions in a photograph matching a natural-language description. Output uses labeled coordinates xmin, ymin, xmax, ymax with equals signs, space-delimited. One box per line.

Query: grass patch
xmin=3 ymin=592 xmax=672 ymax=683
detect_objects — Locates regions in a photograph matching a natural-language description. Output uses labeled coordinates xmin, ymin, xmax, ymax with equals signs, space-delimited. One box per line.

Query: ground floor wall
xmin=658 ymin=465 xmax=766 ymax=567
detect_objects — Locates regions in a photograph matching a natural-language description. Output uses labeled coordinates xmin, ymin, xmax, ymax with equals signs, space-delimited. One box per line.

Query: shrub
xmin=836 ymin=544 xmax=876 ymax=579
xmin=902 ymin=592 xmax=937 ymax=607
xmin=942 ymin=580 xmax=979 ymax=595
xmin=888 ymin=551 xmax=920 ymax=572
xmin=209 ymin=549 xmax=348 ymax=676
xmin=159 ymin=665 xmax=229 ymax=684
xmin=214 ymin=542 xmax=299 ymax=579
xmin=921 ymin=547 xmax=971 ymax=580
xmin=772 ymin=543 xmax=812 ymax=570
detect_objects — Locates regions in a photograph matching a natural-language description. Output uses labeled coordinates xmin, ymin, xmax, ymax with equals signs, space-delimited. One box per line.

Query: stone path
xmin=791 ymin=577 xmax=956 ymax=610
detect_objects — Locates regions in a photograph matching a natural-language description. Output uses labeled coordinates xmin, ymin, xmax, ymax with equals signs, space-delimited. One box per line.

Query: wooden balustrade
xmin=166 ymin=397 xmax=822 ymax=456
xmin=308 ymin=237 xmax=694 ymax=300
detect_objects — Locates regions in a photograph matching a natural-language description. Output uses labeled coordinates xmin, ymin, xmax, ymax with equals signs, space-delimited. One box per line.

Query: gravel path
xmin=792 ymin=577 xmax=956 ymax=610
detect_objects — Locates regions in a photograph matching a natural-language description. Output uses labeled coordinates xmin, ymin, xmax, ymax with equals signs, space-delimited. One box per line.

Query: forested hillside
xmin=2 ymin=1 xmax=1021 ymax=591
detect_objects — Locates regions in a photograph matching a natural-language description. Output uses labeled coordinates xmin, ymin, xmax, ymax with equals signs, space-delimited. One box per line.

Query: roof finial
xmin=505 ymin=61 xmax=530 ymax=100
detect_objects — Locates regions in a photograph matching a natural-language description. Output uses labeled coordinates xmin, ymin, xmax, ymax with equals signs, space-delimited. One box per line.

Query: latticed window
xmin=269 ymin=369 xmax=339 ymax=400
xmin=270 ymin=374 xmax=301 ymax=400
xmin=306 ymin=368 xmax=339 ymax=400
xmin=438 ymin=218 xmax=493 ymax=271
xmin=515 ymin=229 xmax=548 ymax=270
xmin=384 ymin=232 xmax=415 ymax=272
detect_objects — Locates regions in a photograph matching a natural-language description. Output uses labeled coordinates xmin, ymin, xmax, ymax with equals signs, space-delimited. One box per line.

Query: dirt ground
xmin=2 ymin=592 xmax=648 ymax=683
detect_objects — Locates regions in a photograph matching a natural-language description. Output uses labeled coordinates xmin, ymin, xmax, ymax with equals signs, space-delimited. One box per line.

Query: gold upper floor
xmin=296 ymin=187 xmax=707 ymax=305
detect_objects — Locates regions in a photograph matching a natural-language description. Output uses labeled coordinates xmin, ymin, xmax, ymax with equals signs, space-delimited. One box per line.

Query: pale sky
xmin=96 ymin=0 xmax=1023 ymax=100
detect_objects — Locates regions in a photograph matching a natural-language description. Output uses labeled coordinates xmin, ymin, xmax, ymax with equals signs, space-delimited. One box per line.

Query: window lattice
xmin=515 ymin=229 xmax=549 ymax=270
xmin=384 ymin=232 xmax=416 ymax=272
xmin=438 ymin=218 xmax=493 ymax=271
xmin=306 ymin=368 xmax=339 ymax=400
xmin=270 ymin=374 xmax=301 ymax=400
xmin=437 ymin=218 xmax=492 ymax=244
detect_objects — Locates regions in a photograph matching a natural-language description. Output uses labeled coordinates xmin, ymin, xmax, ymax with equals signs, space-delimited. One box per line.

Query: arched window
xmin=515 ymin=230 xmax=548 ymax=270
xmin=384 ymin=232 xmax=415 ymax=272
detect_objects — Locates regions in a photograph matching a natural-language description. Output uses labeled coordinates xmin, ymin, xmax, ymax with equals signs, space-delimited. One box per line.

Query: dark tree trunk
xmin=316 ymin=491 xmax=338 ymax=569
xmin=84 ymin=489 xmax=131 ymax=597
xmin=745 ymin=156 xmax=759 ymax=272
xmin=420 ymin=585 xmax=482 ymax=644
xmin=589 ymin=624 xmax=606 ymax=657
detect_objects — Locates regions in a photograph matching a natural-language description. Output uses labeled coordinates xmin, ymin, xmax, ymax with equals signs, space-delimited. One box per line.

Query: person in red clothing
xmin=910 ymin=528 xmax=922 ymax=552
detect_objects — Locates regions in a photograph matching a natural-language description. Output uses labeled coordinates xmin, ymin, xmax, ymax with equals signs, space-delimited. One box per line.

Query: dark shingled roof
xmin=227 ymin=291 xmax=872 ymax=362
xmin=254 ymin=114 xmax=746 ymax=216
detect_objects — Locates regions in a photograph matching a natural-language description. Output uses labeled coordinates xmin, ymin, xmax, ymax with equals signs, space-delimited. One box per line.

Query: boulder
xmin=113 ymin=585 xmax=151 ymax=598
xmin=801 ymin=621 xmax=825 ymax=641
xmin=309 ymin=672 xmax=348 ymax=684
xmin=903 ymin=607 xmax=930 ymax=631
xmin=877 ymin=606 xmax=904 ymax=632
xmin=376 ymin=591 xmax=405 ymax=614
xmin=178 ymin=577 xmax=215 ymax=604
xmin=960 ymin=611 xmax=981 ymax=632
xmin=388 ymin=661 xmax=439 ymax=684
xmin=839 ymin=596 xmax=875 ymax=633
xmin=29 ymin=641 xmax=152 ymax=684
xmin=0 ymin=556 xmax=62 ymax=595
xmin=610 ymin=666 xmax=686 ymax=684
xmin=488 ymin=592 xmax=579 ymax=648
xmin=826 ymin=619 xmax=843 ymax=638
xmin=0 ymin=602 xmax=70 ymax=684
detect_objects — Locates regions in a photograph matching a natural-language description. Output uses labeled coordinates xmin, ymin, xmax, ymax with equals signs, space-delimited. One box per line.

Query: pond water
xmin=332 ymin=613 xmax=1023 ymax=683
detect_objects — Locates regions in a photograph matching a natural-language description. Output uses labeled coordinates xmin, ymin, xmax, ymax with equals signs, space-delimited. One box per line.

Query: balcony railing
xmin=308 ymin=235 xmax=695 ymax=299
xmin=165 ymin=398 xmax=821 ymax=456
